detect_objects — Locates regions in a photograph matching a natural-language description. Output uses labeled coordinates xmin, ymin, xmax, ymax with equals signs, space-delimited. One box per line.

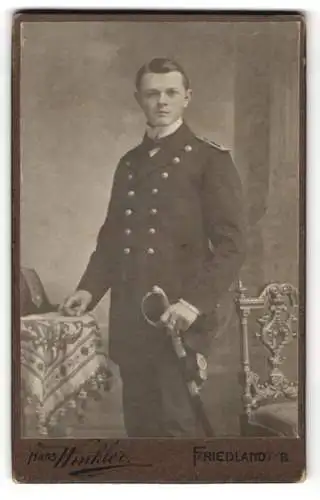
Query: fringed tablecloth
xmin=20 ymin=312 xmax=113 ymax=437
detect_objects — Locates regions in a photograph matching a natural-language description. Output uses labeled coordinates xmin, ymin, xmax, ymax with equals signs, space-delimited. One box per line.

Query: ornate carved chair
xmin=235 ymin=280 xmax=299 ymax=437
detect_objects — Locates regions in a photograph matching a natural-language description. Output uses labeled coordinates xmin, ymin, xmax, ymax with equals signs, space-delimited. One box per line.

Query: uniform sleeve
xmin=76 ymin=164 xmax=122 ymax=308
xmin=182 ymin=149 xmax=246 ymax=314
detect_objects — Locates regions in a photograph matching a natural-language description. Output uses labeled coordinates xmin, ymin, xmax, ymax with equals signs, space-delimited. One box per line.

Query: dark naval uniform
xmin=77 ymin=122 xmax=245 ymax=437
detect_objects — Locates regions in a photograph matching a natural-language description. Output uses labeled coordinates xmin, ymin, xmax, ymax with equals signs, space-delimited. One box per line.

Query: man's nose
xmin=158 ymin=92 xmax=168 ymax=105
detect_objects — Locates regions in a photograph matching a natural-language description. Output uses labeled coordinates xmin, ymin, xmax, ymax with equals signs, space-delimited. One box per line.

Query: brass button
xmin=147 ymin=248 xmax=155 ymax=255
xmin=124 ymin=248 xmax=131 ymax=255
xmin=172 ymin=157 xmax=180 ymax=164
xmin=125 ymin=160 xmax=131 ymax=166
xmin=125 ymin=209 xmax=133 ymax=216
xmin=128 ymin=190 xmax=135 ymax=197
xmin=161 ymin=172 xmax=169 ymax=179
xmin=128 ymin=173 xmax=133 ymax=180
xmin=148 ymin=228 xmax=156 ymax=234
xmin=124 ymin=228 xmax=132 ymax=235
xmin=150 ymin=208 xmax=158 ymax=215
xmin=184 ymin=144 xmax=192 ymax=152
xmin=152 ymin=188 xmax=159 ymax=194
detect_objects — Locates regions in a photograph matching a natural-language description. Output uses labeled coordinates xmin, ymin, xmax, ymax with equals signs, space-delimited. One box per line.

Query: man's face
xmin=135 ymin=71 xmax=192 ymax=127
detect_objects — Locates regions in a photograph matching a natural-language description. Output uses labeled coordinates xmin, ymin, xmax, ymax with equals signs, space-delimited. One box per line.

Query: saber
xmin=142 ymin=285 xmax=188 ymax=360
xmin=141 ymin=285 xmax=214 ymax=437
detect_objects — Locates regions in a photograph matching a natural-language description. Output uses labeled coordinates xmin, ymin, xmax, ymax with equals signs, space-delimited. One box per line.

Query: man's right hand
xmin=59 ymin=290 xmax=93 ymax=317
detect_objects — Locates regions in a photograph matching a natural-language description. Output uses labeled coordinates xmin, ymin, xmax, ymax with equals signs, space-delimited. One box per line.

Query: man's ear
xmin=183 ymin=88 xmax=192 ymax=108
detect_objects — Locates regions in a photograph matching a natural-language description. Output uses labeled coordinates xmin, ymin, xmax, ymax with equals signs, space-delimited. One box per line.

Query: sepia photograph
xmin=12 ymin=11 xmax=305 ymax=482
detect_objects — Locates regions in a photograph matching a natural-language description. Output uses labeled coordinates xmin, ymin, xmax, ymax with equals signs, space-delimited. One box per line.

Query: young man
xmin=61 ymin=58 xmax=245 ymax=437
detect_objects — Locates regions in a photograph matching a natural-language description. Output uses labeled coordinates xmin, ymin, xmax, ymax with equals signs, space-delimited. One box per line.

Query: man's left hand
xmin=160 ymin=301 xmax=199 ymax=332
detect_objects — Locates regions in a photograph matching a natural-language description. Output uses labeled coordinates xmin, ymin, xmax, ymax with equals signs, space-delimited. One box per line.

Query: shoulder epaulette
xmin=197 ymin=136 xmax=230 ymax=152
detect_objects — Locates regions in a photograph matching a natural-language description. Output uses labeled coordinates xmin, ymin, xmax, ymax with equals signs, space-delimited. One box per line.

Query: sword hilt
xmin=141 ymin=285 xmax=206 ymax=389
xmin=141 ymin=285 xmax=170 ymax=327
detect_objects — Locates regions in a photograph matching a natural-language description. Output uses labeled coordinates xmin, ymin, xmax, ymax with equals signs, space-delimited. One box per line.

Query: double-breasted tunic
xmin=77 ymin=123 xmax=245 ymax=365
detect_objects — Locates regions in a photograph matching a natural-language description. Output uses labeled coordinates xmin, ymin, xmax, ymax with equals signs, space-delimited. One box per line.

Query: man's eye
xmin=145 ymin=91 xmax=158 ymax=98
xmin=167 ymin=89 xmax=178 ymax=97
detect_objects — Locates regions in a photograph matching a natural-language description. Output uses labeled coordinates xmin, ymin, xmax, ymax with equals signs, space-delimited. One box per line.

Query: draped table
xmin=20 ymin=312 xmax=113 ymax=437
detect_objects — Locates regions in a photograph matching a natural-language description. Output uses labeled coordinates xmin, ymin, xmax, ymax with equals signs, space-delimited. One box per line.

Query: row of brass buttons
xmin=122 ymin=146 xmax=196 ymax=256
xmin=126 ymin=187 xmax=159 ymax=197
xmin=123 ymin=247 xmax=155 ymax=255
xmin=124 ymin=192 xmax=157 ymax=253
xmin=125 ymin=208 xmax=158 ymax=216
xmin=124 ymin=227 xmax=156 ymax=235
xmin=127 ymin=172 xmax=169 ymax=182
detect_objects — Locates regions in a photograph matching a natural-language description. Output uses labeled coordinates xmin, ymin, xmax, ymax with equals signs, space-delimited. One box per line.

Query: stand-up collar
xmin=146 ymin=118 xmax=183 ymax=141
xmin=141 ymin=121 xmax=196 ymax=152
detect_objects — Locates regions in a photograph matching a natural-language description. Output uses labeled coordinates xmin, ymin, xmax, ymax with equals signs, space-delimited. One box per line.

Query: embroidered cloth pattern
xmin=20 ymin=312 xmax=112 ymax=436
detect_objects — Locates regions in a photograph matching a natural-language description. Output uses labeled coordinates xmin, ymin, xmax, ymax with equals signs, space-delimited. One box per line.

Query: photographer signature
xmin=26 ymin=440 xmax=151 ymax=477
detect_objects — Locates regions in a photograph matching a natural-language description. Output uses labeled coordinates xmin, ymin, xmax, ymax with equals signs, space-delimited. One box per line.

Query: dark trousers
xmin=119 ymin=338 xmax=205 ymax=437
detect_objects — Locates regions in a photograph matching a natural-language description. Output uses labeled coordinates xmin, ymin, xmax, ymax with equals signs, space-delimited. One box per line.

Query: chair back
xmin=235 ymin=280 xmax=299 ymax=419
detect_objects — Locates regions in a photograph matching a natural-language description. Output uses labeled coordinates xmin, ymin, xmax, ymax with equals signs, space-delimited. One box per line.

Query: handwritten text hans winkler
xmin=26 ymin=440 xmax=151 ymax=477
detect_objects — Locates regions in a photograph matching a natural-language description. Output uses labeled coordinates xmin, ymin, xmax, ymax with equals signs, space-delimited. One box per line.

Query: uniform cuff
xmin=179 ymin=298 xmax=201 ymax=316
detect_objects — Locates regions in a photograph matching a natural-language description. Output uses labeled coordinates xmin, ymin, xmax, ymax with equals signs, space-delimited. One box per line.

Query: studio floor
xmin=63 ymin=360 xmax=242 ymax=439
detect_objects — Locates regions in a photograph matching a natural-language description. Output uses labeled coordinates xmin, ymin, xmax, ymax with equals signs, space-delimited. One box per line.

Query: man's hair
xmin=135 ymin=58 xmax=190 ymax=90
